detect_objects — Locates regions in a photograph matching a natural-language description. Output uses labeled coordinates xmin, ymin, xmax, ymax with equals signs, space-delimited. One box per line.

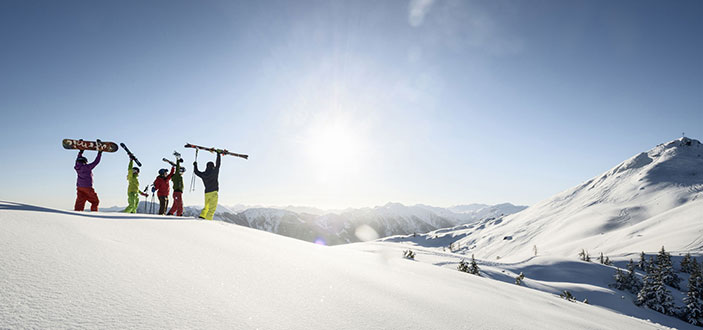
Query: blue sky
xmin=1 ymin=0 xmax=701 ymax=210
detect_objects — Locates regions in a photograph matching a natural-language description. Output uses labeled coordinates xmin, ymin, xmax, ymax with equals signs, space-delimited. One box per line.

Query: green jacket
xmin=172 ymin=161 xmax=184 ymax=192
xmin=127 ymin=159 xmax=140 ymax=193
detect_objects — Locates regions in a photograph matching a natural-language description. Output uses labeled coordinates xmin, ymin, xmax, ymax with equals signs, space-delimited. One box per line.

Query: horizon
xmin=1 ymin=0 xmax=701 ymax=210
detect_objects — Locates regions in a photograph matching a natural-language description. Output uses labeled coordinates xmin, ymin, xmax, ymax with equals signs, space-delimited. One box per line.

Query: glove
xmin=141 ymin=192 xmax=148 ymax=197
xmin=151 ymin=187 xmax=156 ymax=193
xmin=193 ymin=162 xmax=197 ymax=166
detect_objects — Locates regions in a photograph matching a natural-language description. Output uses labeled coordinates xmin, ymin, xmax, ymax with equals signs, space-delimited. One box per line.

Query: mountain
xmin=0 ymin=201 xmax=666 ymax=329
xmin=384 ymin=137 xmax=703 ymax=262
xmin=104 ymin=202 xmax=526 ymax=245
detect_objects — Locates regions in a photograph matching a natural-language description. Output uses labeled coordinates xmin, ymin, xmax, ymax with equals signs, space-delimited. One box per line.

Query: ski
xmin=184 ymin=143 xmax=248 ymax=159
xmin=63 ymin=138 xmax=119 ymax=152
xmin=120 ymin=143 xmax=142 ymax=167
xmin=162 ymin=158 xmax=184 ymax=167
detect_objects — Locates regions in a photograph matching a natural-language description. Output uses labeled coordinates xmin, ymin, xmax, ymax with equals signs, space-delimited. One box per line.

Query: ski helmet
xmin=206 ymin=161 xmax=215 ymax=169
xmin=158 ymin=168 xmax=168 ymax=175
xmin=77 ymin=156 xmax=88 ymax=164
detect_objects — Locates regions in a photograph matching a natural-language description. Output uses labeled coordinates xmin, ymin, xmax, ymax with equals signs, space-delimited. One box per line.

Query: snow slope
xmin=0 ymin=201 xmax=663 ymax=329
xmin=417 ymin=137 xmax=703 ymax=262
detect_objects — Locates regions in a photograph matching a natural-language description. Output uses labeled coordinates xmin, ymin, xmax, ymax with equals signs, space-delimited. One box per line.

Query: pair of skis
xmin=184 ymin=143 xmax=248 ymax=160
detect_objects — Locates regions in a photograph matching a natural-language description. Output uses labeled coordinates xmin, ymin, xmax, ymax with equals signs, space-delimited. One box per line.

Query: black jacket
xmin=194 ymin=153 xmax=221 ymax=193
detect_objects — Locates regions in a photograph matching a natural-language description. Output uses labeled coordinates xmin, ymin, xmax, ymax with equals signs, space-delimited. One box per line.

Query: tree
xmin=681 ymin=253 xmax=693 ymax=273
xmin=682 ymin=270 xmax=703 ymax=326
xmin=604 ymin=256 xmax=613 ymax=266
xmin=458 ymin=259 xmax=469 ymax=273
xmin=636 ymin=262 xmax=676 ymax=315
xmin=403 ymin=249 xmax=416 ymax=260
xmin=626 ymin=259 xmax=643 ymax=294
xmin=560 ymin=290 xmax=575 ymax=301
xmin=638 ymin=251 xmax=647 ymax=271
xmin=515 ymin=272 xmax=525 ymax=285
xmin=578 ymin=249 xmax=591 ymax=262
xmin=657 ymin=246 xmax=680 ymax=290
xmin=468 ymin=254 xmax=481 ymax=276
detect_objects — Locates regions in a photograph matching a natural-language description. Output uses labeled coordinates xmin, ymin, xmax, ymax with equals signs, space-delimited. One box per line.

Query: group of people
xmin=73 ymin=149 xmax=224 ymax=220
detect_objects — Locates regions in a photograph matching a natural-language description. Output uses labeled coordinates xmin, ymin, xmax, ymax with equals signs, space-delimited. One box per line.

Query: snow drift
xmin=0 ymin=201 xmax=660 ymax=329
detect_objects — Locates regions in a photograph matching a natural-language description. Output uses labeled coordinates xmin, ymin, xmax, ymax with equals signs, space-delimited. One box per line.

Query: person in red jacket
xmin=152 ymin=167 xmax=175 ymax=215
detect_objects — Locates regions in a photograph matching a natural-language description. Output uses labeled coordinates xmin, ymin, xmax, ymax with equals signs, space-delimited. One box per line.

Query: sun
xmin=305 ymin=118 xmax=365 ymax=182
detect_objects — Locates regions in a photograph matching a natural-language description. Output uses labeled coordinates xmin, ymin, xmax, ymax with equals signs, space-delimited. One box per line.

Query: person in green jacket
xmin=123 ymin=159 xmax=148 ymax=213
xmin=167 ymin=159 xmax=185 ymax=216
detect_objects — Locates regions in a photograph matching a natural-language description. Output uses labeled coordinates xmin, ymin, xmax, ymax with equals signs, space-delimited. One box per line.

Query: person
xmin=167 ymin=159 xmax=185 ymax=216
xmin=152 ymin=167 xmax=175 ymax=215
xmin=193 ymin=151 xmax=222 ymax=220
xmin=123 ymin=158 xmax=148 ymax=213
xmin=74 ymin=149 xmax=102 ymax=211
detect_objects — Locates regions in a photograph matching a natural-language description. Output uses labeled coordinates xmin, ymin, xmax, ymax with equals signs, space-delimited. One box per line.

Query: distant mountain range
xmin=103 ymin=202 xmax=527 ymax=245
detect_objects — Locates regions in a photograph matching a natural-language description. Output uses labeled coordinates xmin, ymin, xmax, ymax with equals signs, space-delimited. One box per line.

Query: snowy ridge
xmin=0 ymin=201 xmax=666 ymax=329
xmin=398 ymin=138 xmax=703 ymax=262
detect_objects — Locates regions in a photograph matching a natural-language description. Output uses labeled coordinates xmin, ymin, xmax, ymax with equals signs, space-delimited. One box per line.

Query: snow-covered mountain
xmin=383 ymin=137 xmax=703 ymax=263
xmin=0 ymin=201 xmax=668 ymax=329
xmin=104 ymin=202 xmax=526 ymax=245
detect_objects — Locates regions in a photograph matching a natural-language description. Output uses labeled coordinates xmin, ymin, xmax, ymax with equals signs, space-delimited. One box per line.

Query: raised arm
xmin=166 ymin=166 xmax=175 ymax=179
xmin=89 ymin=151 xmax=102 ymax=169
xmin=193 ymin=162 xmax=203 ymax=177
xmin=216 ymin=152 xmax=221 ymax=169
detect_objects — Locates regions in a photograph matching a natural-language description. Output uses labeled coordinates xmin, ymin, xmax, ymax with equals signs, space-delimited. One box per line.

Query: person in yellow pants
xmin=123 ymin=158 xmax=148 ymax=213
xmin=194 ymin=152 xmax=221 ymax=220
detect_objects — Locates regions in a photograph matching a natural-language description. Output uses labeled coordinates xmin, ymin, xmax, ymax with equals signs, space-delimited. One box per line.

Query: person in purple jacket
xmin=74 ymin=149 xmax=102 ymax=211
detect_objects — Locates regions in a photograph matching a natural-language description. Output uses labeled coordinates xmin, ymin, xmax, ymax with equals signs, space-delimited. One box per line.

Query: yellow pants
xmin=199 ymin=191 xmax=218 ymax=220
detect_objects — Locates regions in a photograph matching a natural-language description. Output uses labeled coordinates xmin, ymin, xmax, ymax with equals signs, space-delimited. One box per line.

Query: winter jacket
xmin=153 ymin=167 xmax=175 ymax=197
xmin=194 ymin=153 xmax=220 ymax=193
xmin=172 ymin=161 xmax=184 ymax=192
xmin=126 ymin=159 xmax=140 ymax=193
xmin=75 ymin=150 xmax=101 ymax=188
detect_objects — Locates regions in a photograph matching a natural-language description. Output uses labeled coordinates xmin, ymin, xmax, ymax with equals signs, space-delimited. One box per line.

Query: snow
xmin=415 ymin=138 xmax=703 ymax=262
xmin=0 ymin=201 xmax=665 ymax=329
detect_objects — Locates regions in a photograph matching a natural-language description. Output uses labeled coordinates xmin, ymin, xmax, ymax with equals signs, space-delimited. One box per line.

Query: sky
xmin=0 ymin=0 xmax=701 ymax=210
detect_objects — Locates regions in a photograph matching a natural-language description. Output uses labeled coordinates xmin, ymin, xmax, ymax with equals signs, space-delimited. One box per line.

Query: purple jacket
xmin=75 ymin=150 xmax=102 ymax=188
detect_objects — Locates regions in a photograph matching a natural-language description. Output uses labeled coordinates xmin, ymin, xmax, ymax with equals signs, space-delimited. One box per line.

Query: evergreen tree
xmin=681 ymin=253 xmax=693 ymax=273
xmin=626 ymin=259 xmax=643 ymax=294
xmin=578 ymin=249 xmax=591 ymax=262
xmin=515 ymin=272 xmax=525 ymax=285
xmin=599 ymin=252 xmax=605 ymax=264
xmin=637 ymin=263 xmax=676 ymax=315
xmin=604 ymin=256 xmax=612 ymax=266
xmin=468 ymin=254 xmax=481 ymax=276
xmin=457 ymin=259 xmax=469 ymax=273
xmin=638 ymin=251 xmax=647 ymax=271
xmin=682 ymin=270 xmax=703 ymax=326
xmin=560 ymin=290 xmax=575 ymax=301
xmin=613 ymin=268 xmax=627 ymax=290
xmin=657 ymin=246 xmax=680 ymax=290
xmin=403 ymin=249 xmax=416 ymax=260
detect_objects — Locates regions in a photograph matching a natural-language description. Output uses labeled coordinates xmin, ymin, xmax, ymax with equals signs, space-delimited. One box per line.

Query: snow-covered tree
xmin=468 ymin=254 xmax=480 ymax=276
xmin=681 ymin=253 xmax=693 ymax=273
xmin=604 ymin=256 xmax=612 ymax=266
xmin=578 ymin=249 xmax=591 ymax=262
xmin=560 ymin=290 xmax=575 ymax=302
xmin=682 ymin=270 xmax=703 ymax=326
xmin=636 ymin=263 xmax=676 ymax=315
xmin=657 ymin=246 xmax=680 ymax=290
xmin=613 ymin=268 xmax=627 ymax=290
xmin=626 ymin=259 xmax=643 ymax=294
xmin=457 ymin=259 xmax=469 ymax=273
xmin=403 ymin=249 xmax=416 ymax=260
xmin=638 ymin=251 xmax=647 ymax=271
xmin=515 ymin=272 xmax=525 ymax=285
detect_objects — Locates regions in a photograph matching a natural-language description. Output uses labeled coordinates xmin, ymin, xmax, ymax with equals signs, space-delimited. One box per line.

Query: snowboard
xmin=184 ymin=143 xmax=248 ymax=160
xmin=63 ymin=139 xmax=119 ymax=152
xmin=120 ymin=143 xmax=142 ymax=167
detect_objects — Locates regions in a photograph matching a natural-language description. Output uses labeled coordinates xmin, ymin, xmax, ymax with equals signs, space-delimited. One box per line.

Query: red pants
xmin=168 ymin=191 xmax=183 ymax=216
xmin=75 ymin=187 xmax=99 ymax=211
